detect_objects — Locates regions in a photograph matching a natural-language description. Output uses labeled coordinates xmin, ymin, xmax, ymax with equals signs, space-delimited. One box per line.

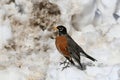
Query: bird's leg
xmin=61 ymin=62 xmax=70 ymax=71
xmin=60 ymin=59 xmax=68 ymax=66
xmin=60 ymin=59 xmax=70 ymax=70
xmin=76 ymin=63 xmax=86 ymax=70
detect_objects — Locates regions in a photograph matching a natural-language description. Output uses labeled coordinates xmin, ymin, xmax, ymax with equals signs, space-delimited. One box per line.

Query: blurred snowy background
xmin=0 ymin=0 xmax=120 ymax=80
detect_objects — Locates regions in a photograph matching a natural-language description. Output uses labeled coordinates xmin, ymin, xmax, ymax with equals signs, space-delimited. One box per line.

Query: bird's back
xmin=66 ymin=34 xmax=84 ymax=55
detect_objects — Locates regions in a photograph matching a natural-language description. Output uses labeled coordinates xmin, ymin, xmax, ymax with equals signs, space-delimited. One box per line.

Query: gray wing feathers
xmin=66 ymin=35 xmax=81 ymax=60
xmin=66 ymin=34 xmax=97 ymax=61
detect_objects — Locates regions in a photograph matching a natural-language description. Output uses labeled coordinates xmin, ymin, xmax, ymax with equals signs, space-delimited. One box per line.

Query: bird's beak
xmin=53 ymin=26 xmax=58 ymax=31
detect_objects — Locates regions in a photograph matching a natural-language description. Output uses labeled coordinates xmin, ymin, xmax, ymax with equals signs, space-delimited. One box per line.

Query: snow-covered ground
xmin=0 ymin=0 xmax=120 ymax=80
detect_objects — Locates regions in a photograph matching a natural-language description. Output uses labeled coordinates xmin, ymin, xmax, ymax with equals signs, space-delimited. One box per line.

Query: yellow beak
xmin=53 ymin=26 xmax=58 ymax=31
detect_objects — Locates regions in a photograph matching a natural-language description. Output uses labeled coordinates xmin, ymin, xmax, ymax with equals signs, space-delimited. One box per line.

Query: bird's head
xmin=53 ymin=25 xmax=67 ymax=36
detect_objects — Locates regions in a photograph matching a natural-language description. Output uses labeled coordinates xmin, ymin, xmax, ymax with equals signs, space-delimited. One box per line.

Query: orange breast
xmin=55 ymin=36 xmax=70 ymax=58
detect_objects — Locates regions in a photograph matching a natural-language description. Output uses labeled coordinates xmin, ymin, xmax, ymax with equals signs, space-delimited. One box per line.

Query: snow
xmin=0 ymin=0 xmax=120 ymax=80
xmin=0 ymin=20 xmax=12 ymax=49
xmin=106 ymin=24 xmax=120 ymax=41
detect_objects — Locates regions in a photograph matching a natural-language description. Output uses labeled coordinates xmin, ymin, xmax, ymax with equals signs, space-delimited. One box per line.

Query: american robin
xmin=53 ymin=25 xmax=97 ymax=70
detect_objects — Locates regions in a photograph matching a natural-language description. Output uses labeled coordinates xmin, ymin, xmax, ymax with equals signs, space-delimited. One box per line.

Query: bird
xmin=53 ymin=25 xmax=97 ymax=70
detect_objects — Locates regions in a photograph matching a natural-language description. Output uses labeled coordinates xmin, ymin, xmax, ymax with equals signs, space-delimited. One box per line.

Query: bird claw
xmin=76 ymin=63 xmax=86 ymax=70
xmin=60 ymin=60 xmax=70 ymax=71
xmin=61 ymin=64 xmax=70 ymax=71
xmin=60 ymin=59 xmax=68 ymax=66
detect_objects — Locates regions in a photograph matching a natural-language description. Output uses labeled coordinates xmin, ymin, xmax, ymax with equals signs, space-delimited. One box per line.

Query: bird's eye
xmin=59 ymin=28 xmax=63 ymax=31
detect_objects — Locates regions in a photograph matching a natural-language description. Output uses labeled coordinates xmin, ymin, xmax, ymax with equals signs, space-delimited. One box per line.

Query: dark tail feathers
xmin=83 ymin=52 xmax=97 ymax=61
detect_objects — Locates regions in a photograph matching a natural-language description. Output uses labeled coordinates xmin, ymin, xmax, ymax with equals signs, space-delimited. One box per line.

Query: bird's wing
xmin=66 ymin=34 xmax=82 ymax=61
xmin=66 ymin=34 xmax=97 ymax=62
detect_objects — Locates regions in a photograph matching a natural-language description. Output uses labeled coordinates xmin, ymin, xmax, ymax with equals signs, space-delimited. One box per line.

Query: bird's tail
xmin=83 ymin=52 xmax=97 ymax=61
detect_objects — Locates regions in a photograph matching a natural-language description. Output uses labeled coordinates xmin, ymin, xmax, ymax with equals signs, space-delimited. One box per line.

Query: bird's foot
xmin=75 ymin=63 xmax=86 ymax=70
xmin=79 ymin=63 xmax=86 ymax=70
xmin=61 ymin=62 xmax=70 ymax=71
xmin=60 ymin=59 xmax=68 ymax=66
xmin=60 ymin=60 xmax=70 ymax=71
